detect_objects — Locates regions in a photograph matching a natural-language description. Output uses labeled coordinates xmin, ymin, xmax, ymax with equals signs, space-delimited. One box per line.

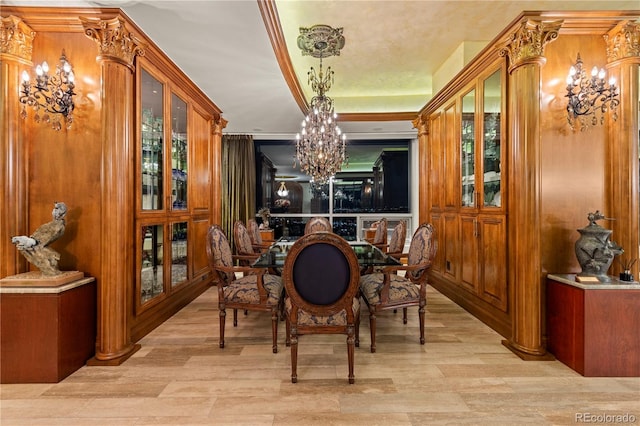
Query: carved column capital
xmin=499 ymin=19 xmax=562 ymax=72
xmin=605 ymin=21 xmax=640 ymax=62
xmin=80 ymin=16 xmax=145 ymax=70
xmin=211 ymin=116 xmax=228 ymax=136
xmin=412 ymin=115 xmax=429 ymax=137
xmin=0 ymin=15 xmax=34 ymax=62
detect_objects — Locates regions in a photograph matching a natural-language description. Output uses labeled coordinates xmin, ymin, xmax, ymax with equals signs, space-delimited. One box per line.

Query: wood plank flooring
xmin=1 ymin=286 xmax=638 ymax=425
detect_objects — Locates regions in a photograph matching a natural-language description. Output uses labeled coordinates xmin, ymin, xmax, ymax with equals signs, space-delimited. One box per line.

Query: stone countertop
xmin=548 ymin=273 xmax=640 ymax=290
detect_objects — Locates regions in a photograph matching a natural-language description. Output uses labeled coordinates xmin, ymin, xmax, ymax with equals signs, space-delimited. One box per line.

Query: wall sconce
xmin=276 ymin=181 xmax=289 ymax=197
xmin=565 ymin=53 xmax=619 ymax=131
xmin=19 ymin=50 xmax=75 ymax=131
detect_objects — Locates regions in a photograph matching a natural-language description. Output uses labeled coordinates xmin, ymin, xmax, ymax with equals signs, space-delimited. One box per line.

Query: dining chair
xmin=233 ymin=220 xmax=261 ymax=266
xmin=303 ymin=216 xmax=332 ymax=234
xmin=206 ymin=225 xmax=284 ymax=353
xmin=359 ymin=223 xmax=437 ymax=353
xmin=282 ymin=231 xmax=361 ymax=384
xmin=371 ymin=218 xmax=388 ymax=251
xmin=247 ymin=218 xmax=272 ymax=253
xmin=387 ymin=220 xmax=407 ymax=259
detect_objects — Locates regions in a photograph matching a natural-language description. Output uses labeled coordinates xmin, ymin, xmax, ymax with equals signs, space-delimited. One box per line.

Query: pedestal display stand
xmin=0 ymin=272 xmax=96 ymax=383
xmin=546 ymin=274 xmax=640 ymax=377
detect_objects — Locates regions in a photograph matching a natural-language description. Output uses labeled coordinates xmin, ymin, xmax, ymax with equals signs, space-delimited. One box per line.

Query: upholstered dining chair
xmin=387 ymin=220 xmax=407 ymax=259
xmin=371 ymin=218 xmax=388 ymax=251
xmin=282 ymin=231 xmax=361 ymax=384
xmin=233 ymin=220 xmax=261 ymax=266
xmin=206 ymin=225 xmax=284 ymax=353
xmin=247 ymin=218 xmax=272 ymax=253
xmin=303 ymin=216 xmax=332 ymax=234
xmin=359 ymin=223 xmax=437 ymax=353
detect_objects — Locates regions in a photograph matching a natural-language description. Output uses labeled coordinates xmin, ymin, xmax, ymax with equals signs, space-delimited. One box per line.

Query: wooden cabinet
xmin=0 ymin=277 xmax=96 ymax=383
xmin=546 ymin=274 xmax=640 ymax=377
xmin=425 ymin=61 xmax=509 ymax=334
xmin=133 ymin=56 xmax=216 ymax=338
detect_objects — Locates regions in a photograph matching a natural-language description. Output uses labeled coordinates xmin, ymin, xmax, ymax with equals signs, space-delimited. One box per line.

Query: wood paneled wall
xmin=416 ymin=11 xmax=639 ymax=358
xmin=1 ymin=7 xmax=225 ymax=364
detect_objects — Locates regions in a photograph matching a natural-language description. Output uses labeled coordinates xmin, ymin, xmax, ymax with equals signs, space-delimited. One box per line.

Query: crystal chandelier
xmin=294 ymin=25 xmax=347 ymax=185
xmin=19 ymin=50 xmax=76 ymax=131
xmin=565 ymin=53 xmax=619 ymax=131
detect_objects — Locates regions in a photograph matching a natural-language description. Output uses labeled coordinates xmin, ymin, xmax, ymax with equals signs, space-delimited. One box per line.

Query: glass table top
xmin=252 ymin=237 xmax=399 ymax=269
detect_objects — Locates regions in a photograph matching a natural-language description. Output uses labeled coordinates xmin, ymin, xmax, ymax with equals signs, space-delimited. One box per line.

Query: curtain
xmin=221 ymin=134 xmax=256 ymax=251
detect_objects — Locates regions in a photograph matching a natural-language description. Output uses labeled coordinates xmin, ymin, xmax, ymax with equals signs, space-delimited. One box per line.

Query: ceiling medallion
xmin=294 ymin=25 xmax=348 ymax=186
xmin=297 ymin=24 xmax=345 ymax=58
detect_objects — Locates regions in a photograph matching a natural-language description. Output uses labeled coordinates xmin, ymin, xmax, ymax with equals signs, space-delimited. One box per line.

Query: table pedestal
xmin=546 ymin=274 xmax=640 ymax=377
xmin=0 ymin=273 xmax=96 ymax=383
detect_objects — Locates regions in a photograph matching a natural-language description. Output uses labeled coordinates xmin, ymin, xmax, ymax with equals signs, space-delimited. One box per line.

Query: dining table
xmin=251 ymin=236 xmax=400 ymax=269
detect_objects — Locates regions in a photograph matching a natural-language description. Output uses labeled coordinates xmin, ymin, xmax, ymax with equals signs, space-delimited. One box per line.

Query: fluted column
xmin=81 ymin=16 xmax=145 ymax=363
xmin=412 ymin=115 xmax=429 ymax=223
xmin=499 ymin=19 xmax=562 ymax=359
xmin=604 ymin=21 xmax=640 ymax=279
xmin=0 ymin=16 xmax=33 ymax=278
xmin=211 ymin=117 xmax=227 ymax=225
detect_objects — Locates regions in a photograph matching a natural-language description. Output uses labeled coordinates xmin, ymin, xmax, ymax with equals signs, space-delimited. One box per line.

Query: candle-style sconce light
xmin=565 ymin=53 xmax=619 ymax=131
xmin=19 ymin=50 xmax=76 ymax=131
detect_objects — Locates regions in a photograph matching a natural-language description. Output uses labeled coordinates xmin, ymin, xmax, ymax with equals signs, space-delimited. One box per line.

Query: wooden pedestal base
xmin=0 ymin=275 xmax=96 ymax=383
xmin=546 ymin=274 xmax=640 ymax=377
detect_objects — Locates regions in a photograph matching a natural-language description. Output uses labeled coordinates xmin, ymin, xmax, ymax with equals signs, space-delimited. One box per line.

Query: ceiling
xmin=6 ymin=0 xmax=638 ymax=179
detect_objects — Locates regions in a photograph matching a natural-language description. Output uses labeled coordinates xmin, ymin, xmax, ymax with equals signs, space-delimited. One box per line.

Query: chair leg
xmin=403 ymin=307 xmax=408 ymax=324
xmin=290 ymin=327 xmax=298 ymax=383
xmin=271 ymin=309 xmax=278 ymax=354
xmin=285 ymin=318 xmax=291 ymax=347
xmin=219 ymin=308 xmax=226 ymax=348
xmin=347 ymin=327 xmax=355 ymax=384
xmin=233 ymin=309 xmax=238 ymax=327
xmin=419 ymin=304 xmax=425 ymax=345
xmin=369 ymin=310 xmax=377 ymax=353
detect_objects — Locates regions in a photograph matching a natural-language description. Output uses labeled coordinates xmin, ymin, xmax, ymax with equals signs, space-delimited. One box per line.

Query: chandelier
xmin=294 ymin=25 xmax=347 ymax=185
xmin=276 ymin=181 xmax=289 ymax=197
xmin=19 ymin=50 xmax=76 ymax=131
xmin=565 ymin=53 xmax=619 ymax=131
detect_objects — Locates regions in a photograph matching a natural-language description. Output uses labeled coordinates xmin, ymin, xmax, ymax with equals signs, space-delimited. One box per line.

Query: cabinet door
xmin=430 ymin=213 xmax=444 ymax=274
xmin=443 ymin=214 xmax=459 ymax=281
xmin=170 ymin=93 xmax=188 ymax=211
xmin=140 ymin=69 xmax=164 ymax=211
xmin=460 ymin=89 xmax=476 ymax=209
xmin=460 ymin=215 xmax=478 ymax=292
xmin=478 ymin=215 xmax=507 ymax=311
xmin=191 ymin=107 xmax=212 ymax=212
xmin=443 ymin=101 xmax=458 ymax=209
xmin=481 ymin=68 xmax=503 ymax=209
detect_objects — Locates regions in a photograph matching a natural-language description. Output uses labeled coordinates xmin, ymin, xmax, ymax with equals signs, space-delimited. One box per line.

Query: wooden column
xmin=412 ymin=115 xmax=429 ymax=223
xmin=0 ymin=16 xmax=32 ymax=278
xmin=499 ymin=19 xmax=562 ymax=359
xmin=211 ymin=117 xmax=226 ymax=225
xmin=81 ymin=16 xmax=145 ymax=364
xmin=604 ymin=21 xmax=640 ymax=279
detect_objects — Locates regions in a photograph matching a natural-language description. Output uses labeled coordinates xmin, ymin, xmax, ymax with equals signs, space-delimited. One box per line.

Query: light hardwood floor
xmin=1 ymin=286 xmax=638 ymax=425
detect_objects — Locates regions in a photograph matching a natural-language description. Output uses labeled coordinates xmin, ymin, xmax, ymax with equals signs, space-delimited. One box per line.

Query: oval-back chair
xmin=206 ymin=225 xmax=284 ymax=353
xmin=303 ymin=216 xmax=332 ymax=234
xmin=359 ymin=222 xmax=437 ymax=353
xmin=282 ymin=231 xmax=361 ymax=384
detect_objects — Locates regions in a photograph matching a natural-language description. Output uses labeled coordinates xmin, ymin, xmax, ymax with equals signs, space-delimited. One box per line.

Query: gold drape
xmin=222 ymin=135 xmax=256 ymax=251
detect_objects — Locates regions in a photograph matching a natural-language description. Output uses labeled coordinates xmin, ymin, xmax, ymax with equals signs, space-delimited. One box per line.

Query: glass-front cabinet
xmin=457 ymin=65 xmax=506 ymax=311
xmin=137 ymin=64 xmax=191 ymax=309
xmin=460 ymin=68 xmax=502 ymax=210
